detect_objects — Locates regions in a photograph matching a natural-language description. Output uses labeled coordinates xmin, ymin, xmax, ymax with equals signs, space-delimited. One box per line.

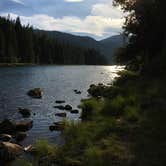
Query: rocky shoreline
xmin=0 ymin=87 xmax=81 ymax=164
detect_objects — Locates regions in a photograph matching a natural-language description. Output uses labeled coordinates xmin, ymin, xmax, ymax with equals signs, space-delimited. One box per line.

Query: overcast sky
xmin=0 ymin=0 xmax=124 ymax=40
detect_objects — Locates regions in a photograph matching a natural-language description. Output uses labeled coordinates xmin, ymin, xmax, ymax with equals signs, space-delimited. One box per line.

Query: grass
xmin=21 ymin=69 xmax=166 ymax=166
xmin=34 ymin=139 xmax=57 ymax=157
xmin=11 ymin=159 xmax=32 ymax=166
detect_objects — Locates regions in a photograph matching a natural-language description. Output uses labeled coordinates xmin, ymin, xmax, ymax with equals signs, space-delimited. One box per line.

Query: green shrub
xmin=102 ymin=96 xmax=126 ymax=116
xmin=85 ymin=138 xmax=130 ymax=166
xmin=115 ymin=70 xmax=139 ymax=86
xmin=11 ymin=158 xmax=32 ymax=166
xmin=80 ymin=98 xmax=104 ymax=120
xmin=88 ymin=84 xmax=107 ymax=97
xmin=35 ymin=139 xmax=57 ymax=157
xmin=124 ymin=106 xmax=140 ymax=123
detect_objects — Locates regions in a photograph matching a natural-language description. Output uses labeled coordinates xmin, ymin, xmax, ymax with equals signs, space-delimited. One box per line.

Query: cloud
xmin=0 ymin=0 xmax=124 ymax=39
xmin=1 ymin=12 xmax=124 ymax=38
xmin=64 ymin=0 xmax=84 ymax=2
xmin=91 ymin=2 xmax=123 ymax=18
xmin=10 ymin=0 xmax=24 ymax=5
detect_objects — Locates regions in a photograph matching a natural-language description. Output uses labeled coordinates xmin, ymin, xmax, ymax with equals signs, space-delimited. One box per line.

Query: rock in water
xmin=55 ymin=112 xmax=67 ymax=117
xmin=55 ymin=100 xmax=65 ymax=104
xmin=16 ymin=121 xmax=33 ymax=132
xmin=54 ymin=105 xmax=65 ymax=110
xmin=74 ymin=89 xmax=81 ymax=94
xmin=27 ymin=88 xmax=43 ymax=98
xmin=0 ymin=134 xmax=12 ymax=142
xmin=0 ymin=142 xmax=24 ymax=161
xmin=70 ymin=110 xmax=79 ymax=114
xmin=0 ymin=142 xmax=32 ymax=161
xmin=0 ymin=119 xmax=16 ymax=135
xmin=49 ymin=122 xmax=65 ymax=131
xmin=18 ymin=108 xmax=31 ymax=118
xmin=65 ymin=105 xmax=72 ymax=110
xmin=14 ymin=132 xmax=27 ymax=142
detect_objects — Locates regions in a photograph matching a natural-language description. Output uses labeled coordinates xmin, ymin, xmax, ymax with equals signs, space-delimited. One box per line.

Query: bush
xmin=34 ymin=139 xmax=57 ymax=157
xmin=88 ymin=84 xmax=106 ymax=97
xmin=84 ymin=138 xmax=130 ymax=166
xmin=124 ymin=106 xmax=140 ymax=123
xmin=115 ymin=70 xmax=139 ymax=86
xmin=102 ymin=96 xmax=126 ymax=116
xmin=79 ymin=98 xmax=104 ymax=120
xmin=11 ymin=158 xmax=32 ymax=166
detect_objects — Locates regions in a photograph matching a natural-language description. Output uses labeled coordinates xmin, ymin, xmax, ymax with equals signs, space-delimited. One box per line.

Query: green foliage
xmin=113 ymin=0 xmax=166 ymax=72
xmin=102 ymin=96 xmax=125 ymax=116
xmin=34 ymin=139 xmax=57 ymax=157
xmin=88 ymin=84 xmax=106 ymax=98
xmin=124 ymin=106 xmax=140 ymax=123
xmin=0 ymin=16 xmax=107 ymax=65
xmin=12 ymin=158 xmax=32 ymax=166
xmin=79 ymin=98 xmax=104 ymax=120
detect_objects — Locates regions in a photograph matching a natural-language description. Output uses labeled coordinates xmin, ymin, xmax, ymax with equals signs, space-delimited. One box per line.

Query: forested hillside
xmin=37 ymin=30 xmax=126 ymax=64
xmin=0 ymin=16 xmax=107 ymax=65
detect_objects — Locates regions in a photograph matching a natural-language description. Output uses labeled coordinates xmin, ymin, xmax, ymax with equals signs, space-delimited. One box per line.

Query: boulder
xmin=16 ymin=121 xmax=33 ymax=132
xmin=54 ymin=105 xmax=65 ymax=110
xmin=0 ymin=134 xmax=12 ymax=142
xmin=18 ymin=108 xmax=31 ymax=118
xmin=55 ymin=100 xmax=65 ymax=104
xmin=70 ymin=110 xmax=79 ymax=114
xmin=49 ymin=122 xmax=65 ymax=131
xmin=76 ymin=91 xmax=81 ymax=94
xmin=0 ymin=142 xmax=24 ymax=161
xmin=65 ymin=105 xmax=72 ymax=111
xmin=74 ymin=90 xmax=81 ymax=94
xmin=0 ymin=119 xmax=16 ymax=135
xmin=0 ymin=142 xmax=32 ymax=161
xmin=14 ymin=132 xmax=27 ymax=142
xmin=55 ymin=112 xmax=67 ymax=117
xmin=27 ymin=88 xmax=43 ymax=98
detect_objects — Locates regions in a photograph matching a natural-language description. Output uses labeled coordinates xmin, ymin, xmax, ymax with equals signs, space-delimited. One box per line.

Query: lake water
xmin=0 ymin=65 xmax=123 ymax=146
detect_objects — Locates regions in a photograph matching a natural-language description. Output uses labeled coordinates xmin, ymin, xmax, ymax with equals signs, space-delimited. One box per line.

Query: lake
xmin=0 ymin=65 xmax=123 ymax=146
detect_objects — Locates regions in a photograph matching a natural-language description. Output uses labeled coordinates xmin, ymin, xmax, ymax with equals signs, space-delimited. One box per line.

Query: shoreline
xmin=0 ymin=63 xmax=115 ymax=67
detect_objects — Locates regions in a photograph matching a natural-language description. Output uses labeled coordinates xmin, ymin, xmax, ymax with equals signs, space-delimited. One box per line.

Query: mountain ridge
xmin=36 ymin=30 xmax=125 ymax=64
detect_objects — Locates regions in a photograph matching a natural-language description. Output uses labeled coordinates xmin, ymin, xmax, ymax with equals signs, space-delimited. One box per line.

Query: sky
xmin=0 ymin=0 xmax=124 ymax=40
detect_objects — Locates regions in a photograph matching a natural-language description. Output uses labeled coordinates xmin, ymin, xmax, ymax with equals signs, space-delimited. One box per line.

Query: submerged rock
xmin=55 ymin=100 xmax=65 ymax=104
xmin=16 ymin=121 xmax=33 ymax=132
xmin=54 ymin=105 xmax=65 ymax=110
xmin=55 ymin=112 xmax=67 ymax=117
xmin=74 ymin=89 xmax=81 ymax=94
xmin=27 ymin=88 xmax=43 ymax=99
xmin=18 ymin=108 xmax=31 ymax=118
xmin=70 ymin=110 xmax=79 ymax=114
xmin=54 ymin=105 xmax=72 ymax=111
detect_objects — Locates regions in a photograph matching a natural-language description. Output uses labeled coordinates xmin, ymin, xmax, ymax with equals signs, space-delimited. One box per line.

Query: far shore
xmin=0 ymin=63 xmax=114 ymax=67
xmin=0 ymin=63 xmax=37 ymax=67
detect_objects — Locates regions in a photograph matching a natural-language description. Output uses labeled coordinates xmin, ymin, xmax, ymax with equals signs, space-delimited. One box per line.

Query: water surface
xmin=0 ymin=65 xmax=123 ymax=145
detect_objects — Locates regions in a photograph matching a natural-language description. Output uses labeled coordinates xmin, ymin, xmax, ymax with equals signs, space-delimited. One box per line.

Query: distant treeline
xmin=0 ymin=16 xmax=107 ymax=65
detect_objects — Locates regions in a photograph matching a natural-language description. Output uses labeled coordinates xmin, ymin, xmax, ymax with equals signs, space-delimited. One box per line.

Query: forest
xmin=0 ymin=16 xmax=107 ymax=65
xmin=1 ymin=0 xmax=166 ymax=165
xmin=115 ymin=0 xmax=166 ymax=72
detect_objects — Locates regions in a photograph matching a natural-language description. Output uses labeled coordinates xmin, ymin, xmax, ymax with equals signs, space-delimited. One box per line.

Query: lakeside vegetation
xmin=1 ymin=0 xmax=166 ymax=165
xmin=23 ymin=0 xmax=165 ymax=165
